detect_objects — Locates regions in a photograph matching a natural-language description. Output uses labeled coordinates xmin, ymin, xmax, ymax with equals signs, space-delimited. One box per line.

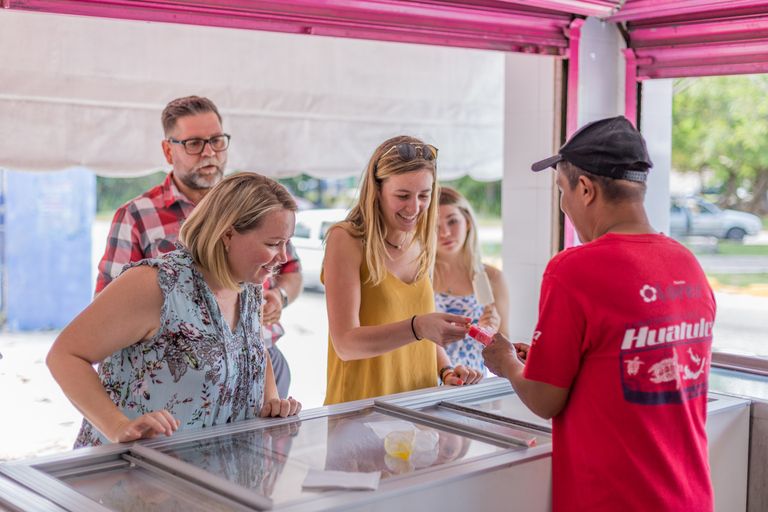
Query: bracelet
xmin=439 ymin=365 xmax=455 ymax=382
xmin=411 ymin=315 xmax=422 ymax=340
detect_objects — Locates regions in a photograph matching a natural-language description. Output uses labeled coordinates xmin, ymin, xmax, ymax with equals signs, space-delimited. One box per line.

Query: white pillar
xmin=501 ymin=53 xmax=559 ymax=344
xmin=578 ymin=17 xmax=624 ymax=125
xmin=640 ymin=79 xmax=673 ymax=234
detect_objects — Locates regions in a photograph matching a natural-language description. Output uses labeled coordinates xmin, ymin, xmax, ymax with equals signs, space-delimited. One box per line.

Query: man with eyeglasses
xmin=95 ymin=95 xmax=302 ymax=399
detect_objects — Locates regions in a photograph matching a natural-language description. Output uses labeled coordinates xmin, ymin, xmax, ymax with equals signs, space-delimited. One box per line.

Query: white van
xmin=292 ymin=208 xmax=349 ymax=291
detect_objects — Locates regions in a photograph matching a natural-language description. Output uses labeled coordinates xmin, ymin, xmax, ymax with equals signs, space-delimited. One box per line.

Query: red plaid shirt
xmin=95 ymin=172 xmax=300 ymax=347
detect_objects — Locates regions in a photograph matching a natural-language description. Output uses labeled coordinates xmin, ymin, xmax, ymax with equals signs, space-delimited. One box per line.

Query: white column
xmin=578 ymin=17 xmax=624 ymax=125
xmin=501 ymin=53 xmax=559 ymax=344
xmin=640 ymin=79 xmax=673 ymax=234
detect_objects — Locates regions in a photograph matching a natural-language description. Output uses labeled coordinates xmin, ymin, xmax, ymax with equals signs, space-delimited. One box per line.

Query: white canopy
xmin=0 ymin=10 xmax=504 ymax=180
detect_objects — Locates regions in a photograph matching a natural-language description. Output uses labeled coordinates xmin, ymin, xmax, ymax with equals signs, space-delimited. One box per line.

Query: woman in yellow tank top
xmin=322 ymin=136 xmax=484 ymax=406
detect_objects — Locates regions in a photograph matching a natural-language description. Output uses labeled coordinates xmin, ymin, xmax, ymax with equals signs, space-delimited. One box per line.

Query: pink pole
xmin=565 ymin=19 xmax=584 ymax=139
xmin=622 ymin=48 xmax=638 ymax=127
xmin=563 ymin=19 xmax=584 ymax=249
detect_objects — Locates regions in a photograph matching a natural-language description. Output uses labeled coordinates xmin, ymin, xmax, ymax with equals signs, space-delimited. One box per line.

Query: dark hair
xmin=162 ymin=96 xmax=222 ymax=136
xmin=559 ymin=160 xmax=646 ymax=203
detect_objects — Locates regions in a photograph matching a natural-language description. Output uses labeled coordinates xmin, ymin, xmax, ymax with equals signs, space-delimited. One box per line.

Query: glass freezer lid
xmin=412 ymin=404 xmax=550 ymax=447
xmin=441 ymin=392 xmax=552 ymax=432
xmin=62 ymin=463 xmax=250 ymax=512
xmin=155 ymin=407 xmax=507 ymax=507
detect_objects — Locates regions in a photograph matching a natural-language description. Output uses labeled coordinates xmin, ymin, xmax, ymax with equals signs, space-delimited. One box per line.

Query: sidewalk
xmin=0 ymin=330 xmax=82 ymax=461
xmin=695 ymin=254 xmax=768 ymax=274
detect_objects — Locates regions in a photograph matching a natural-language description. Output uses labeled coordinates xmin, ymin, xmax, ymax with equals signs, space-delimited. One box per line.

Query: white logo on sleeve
xmin=640 ymin=285 xmax=657 ymax=303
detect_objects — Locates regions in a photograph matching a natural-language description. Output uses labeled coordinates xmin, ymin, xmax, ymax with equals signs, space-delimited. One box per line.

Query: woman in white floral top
xmin=47 ymin=173 xmax=302 ymax=447
xmin=433 ymin=187 xmax=510 ymax=375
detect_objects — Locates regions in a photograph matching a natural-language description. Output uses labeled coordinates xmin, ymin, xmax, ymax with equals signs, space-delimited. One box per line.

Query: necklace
xmin=384 ymin=234 xmax=407 ymax=250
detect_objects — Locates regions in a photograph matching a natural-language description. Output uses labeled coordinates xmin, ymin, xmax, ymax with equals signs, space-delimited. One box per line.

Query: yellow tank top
xmin=324 ymin=257 xmax=437 ymax=405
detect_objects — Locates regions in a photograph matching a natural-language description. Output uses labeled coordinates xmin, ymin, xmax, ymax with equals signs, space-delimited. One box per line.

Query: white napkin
xmin=302 ymin=468 xmax=381 ymax=491
xmin=364 ymin=420 xmax=415 ymax=439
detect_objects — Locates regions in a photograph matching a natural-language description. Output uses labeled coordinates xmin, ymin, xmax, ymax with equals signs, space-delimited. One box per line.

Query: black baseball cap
xmin=531 ymin=116 xmax=653 ymax=182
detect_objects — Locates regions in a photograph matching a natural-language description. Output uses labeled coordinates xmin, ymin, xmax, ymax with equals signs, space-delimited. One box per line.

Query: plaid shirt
xmin=95 ymin=172 xmax=300 ymax=347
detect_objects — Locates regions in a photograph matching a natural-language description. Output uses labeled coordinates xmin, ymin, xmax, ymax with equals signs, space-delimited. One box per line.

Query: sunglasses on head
xmin=382 ymin=143 xmax=438 ymax=162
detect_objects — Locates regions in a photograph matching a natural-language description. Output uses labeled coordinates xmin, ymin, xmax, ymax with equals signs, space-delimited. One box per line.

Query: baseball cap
xmin=531 ymin=116 xmax=653 ymax=182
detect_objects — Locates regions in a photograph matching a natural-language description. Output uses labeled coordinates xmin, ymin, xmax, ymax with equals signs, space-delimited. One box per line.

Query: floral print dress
xmin=434 ymin=292 xmax=487 ymax=375
xmin=75 ymin=248 xmax=267 ymax=447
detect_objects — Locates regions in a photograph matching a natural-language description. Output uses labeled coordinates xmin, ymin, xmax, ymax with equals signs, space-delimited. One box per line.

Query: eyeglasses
xmin=382 ymin=143 xmax=438 ymax=162
xmin=167 ymin=134 xmax=231 ymax=155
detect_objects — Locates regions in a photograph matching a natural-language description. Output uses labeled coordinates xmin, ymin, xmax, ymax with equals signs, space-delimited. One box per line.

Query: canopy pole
xmin=562 ymin=18 xmax=584 ymax=249
xmin=564 ymin=19 xmax=584 ymax=138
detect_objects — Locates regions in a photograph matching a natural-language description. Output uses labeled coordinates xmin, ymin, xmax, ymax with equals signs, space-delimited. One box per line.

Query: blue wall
xmin=5 ymin=168 xmax=95 ymax=331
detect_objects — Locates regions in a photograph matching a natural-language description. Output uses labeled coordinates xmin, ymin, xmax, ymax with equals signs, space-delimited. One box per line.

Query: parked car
xmin=669 ymin=196 xmax=763 ymax=241
xmin=292 ymin=208 xmax=349 ymax=291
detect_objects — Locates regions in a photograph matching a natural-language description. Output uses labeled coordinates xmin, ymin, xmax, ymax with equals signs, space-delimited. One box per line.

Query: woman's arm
xmin=324 ymin=227 xmax=470 ymax=361
xmin=436 ymin=344 xmax=483 ymax=386
xmin=436 ymin=346 xmax=452 ymax=373
xmin=46 ymin=265 xmax=179 ymax=443
xmin=260 ymin=351 xmax=301 ymax=417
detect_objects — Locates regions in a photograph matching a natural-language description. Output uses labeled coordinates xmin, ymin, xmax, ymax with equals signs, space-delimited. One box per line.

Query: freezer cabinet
xmin=0 ymin=379 xmax=553 ymax=512
xmin=0 ymin=379 xmax=748 ymax=511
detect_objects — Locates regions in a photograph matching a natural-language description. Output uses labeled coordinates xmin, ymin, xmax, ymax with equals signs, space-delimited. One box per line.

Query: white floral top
xmin=434 ymin=292 xmax=487 ymax=374
xmin=75 ymin=248 xmax=267 ymax=447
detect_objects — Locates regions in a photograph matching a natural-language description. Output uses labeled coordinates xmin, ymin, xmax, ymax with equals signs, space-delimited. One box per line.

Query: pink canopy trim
xmin=622 ymin=3 xmax=768 ymax=79
xmin=7 ymin=0 xmax=767 ymax=79
xmin=4 ymin=0 xmax=573 ymax=54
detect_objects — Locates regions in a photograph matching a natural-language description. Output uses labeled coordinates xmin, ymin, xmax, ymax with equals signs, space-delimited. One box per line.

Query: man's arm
xmin=273 ymin=271 xmax=302 ymax=305
xmin=275 ymin=239 xmax=302 ymax=304
xmin=94 ymin=207 xmax=143 ymax=298
xmin=262 ymin=240 xmax=303 ymax=326
xmin=483 ymin=334 xmax=570 ymax=420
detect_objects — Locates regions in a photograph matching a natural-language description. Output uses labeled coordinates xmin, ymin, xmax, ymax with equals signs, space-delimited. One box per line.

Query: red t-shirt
xmin=524 ymin=233 xmax=715 ymax=512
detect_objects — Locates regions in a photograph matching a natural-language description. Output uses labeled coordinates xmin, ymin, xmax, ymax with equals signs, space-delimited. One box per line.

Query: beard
xmin=176 ymin=157 xmax=226 ymax=190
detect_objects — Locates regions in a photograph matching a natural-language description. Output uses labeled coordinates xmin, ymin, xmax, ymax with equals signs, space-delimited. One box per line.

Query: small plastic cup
xmin=385 ymin=431 xmax=415 ymax=460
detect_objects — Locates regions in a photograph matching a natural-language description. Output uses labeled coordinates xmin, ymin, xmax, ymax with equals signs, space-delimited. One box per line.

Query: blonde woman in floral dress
xmin=47 ymin=173 xmax=301 ymax=447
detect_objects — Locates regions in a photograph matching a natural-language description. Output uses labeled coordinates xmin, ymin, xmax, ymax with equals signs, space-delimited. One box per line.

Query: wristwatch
xmin=277 ymin=286 xmax=289 ymax=308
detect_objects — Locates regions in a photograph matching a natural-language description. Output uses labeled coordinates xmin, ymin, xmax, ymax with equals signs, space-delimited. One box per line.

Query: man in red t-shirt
xmin=483 ymin=116 xmax=715 ymax=512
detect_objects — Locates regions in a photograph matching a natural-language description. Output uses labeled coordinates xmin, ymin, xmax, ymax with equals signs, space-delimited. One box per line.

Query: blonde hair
xmin=333 ymin=135 xmax=439 ymax=286
xmin=435 ymin=186 xmax=482 ymax=283
xmin=180 ymin=172 xmax=297 ymax=292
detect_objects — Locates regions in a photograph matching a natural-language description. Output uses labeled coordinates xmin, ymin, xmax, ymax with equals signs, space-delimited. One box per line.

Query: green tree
xmin=96 ymin=171 xmax=167 ymax=215
xmin=672 ymin=75 xmax=768 ymax=216
xmin=440 ymin=176 xmax=501 ymax=218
